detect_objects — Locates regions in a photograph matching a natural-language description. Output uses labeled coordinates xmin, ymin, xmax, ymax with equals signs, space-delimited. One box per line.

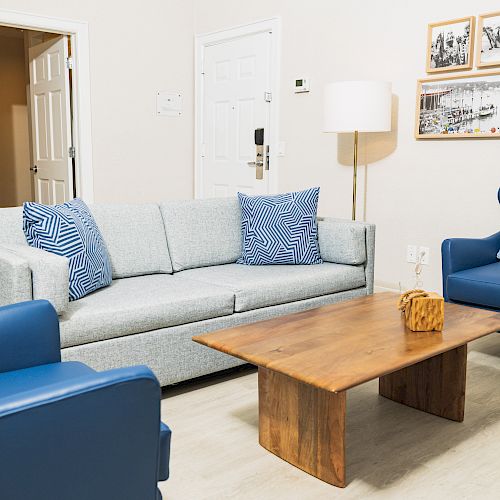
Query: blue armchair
xmin=0 ymin=300 xmax=171 ymax=500
xmin=441 ymin=189 xmax=500 ymax=310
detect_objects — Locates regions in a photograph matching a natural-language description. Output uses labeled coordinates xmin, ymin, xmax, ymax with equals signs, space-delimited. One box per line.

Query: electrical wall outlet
xmin=418 ymin=246 xmax=430 ymax=265
xmin=406 ymin=245 xmax=417 ymax=263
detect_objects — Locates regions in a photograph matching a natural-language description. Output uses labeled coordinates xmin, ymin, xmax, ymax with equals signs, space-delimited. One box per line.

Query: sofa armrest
xmin=318 ymin=218 xmax=376 ymax=294
xmin=441 ymin=231 xmax=500 ymax=301
xmin=0 ymin=301 xmax=61 ymax=373
xmin=1 ymin=243 xmax=69 ymax=315
xmin=0 ymin=366 xmax=163 ymax=500
xmin=0 ymin=247 xmax=32 ymax=307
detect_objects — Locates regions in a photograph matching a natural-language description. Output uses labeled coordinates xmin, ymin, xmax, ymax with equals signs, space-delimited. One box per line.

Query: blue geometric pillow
xmin=237 ymin=187 xmax=322 ymax=265
xmin=23 ymin=198 xmax=112 ymax=301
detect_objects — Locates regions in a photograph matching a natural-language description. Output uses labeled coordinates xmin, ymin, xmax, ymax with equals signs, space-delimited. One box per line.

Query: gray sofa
xmin=0 ymin=197 xmax=375 ymax=386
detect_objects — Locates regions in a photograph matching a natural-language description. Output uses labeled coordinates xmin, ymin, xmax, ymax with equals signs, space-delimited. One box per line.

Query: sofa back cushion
xmin=0 ymin=207 xmax=27 ymax=246
xmin=317 ymin=219 xmax=366 ymax=265
xmin=90 ymin=204 xmax=172 ymax=278
xmin=160 ymin=198 xmax=241 ymax=271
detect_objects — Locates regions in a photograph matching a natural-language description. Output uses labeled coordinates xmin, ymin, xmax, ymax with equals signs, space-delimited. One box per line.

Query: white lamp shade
xmin=323 ymin=80 xmax=392 ymax=133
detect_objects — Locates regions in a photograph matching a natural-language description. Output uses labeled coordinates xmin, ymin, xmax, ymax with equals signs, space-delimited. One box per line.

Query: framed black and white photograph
xmin=427 ymin=17 xmax=475 ymax=73
xmin=477 ymin=12 xmax=500 ymax=68
xmin=415 ymin=71 xmax=500 ymax=138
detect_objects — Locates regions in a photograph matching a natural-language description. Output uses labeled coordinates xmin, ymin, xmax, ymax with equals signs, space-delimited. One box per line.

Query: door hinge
xmin=264 ymin=92 xmax=272 ymax=102
xmin=66 ymin=57 xmax=73 ymax=70
xmin=200 ymin=143 xmax=206 ymax=158
xmin=68 ymin=146 xmax=76 ymax=158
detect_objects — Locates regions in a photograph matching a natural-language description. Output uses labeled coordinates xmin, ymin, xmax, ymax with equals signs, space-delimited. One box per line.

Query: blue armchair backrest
xmin=0 ymin=300 xmax=61 ymax=374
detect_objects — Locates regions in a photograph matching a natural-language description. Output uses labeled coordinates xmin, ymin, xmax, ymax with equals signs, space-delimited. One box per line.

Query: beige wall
xmin=0 ymin=33 xmax=31 ymax=207
xmin=1 ymin=0 xmax=499 ymax=292
xmin=194 ymin=0 xmax=500 ymax=292
xmin=0 ymin=0 xmax=195 ymax=204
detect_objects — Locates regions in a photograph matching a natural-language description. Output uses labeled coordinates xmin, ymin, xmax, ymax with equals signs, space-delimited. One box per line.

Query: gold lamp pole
xmin=352 ymin=130 xmax=358 ymax=221
xmin=323 ymin=81 xmax=392 ymax=222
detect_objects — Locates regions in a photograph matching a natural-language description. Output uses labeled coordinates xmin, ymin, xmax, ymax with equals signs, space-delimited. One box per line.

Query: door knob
xmin=247 ymin=161 xmax=264 ymax=167
xmin=30 ymin=165 xmax=38 ymax=173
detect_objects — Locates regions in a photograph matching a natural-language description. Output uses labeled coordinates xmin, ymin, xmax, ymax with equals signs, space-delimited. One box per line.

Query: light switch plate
xmin=418 ymin=246 xmax=430 ymax=265
xmin=407 ymin=245 xmax=417 ymax=263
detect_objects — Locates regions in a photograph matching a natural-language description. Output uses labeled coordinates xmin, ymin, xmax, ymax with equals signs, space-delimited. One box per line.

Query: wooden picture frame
xmin=426 ymin=17 xmax=475 ymax=73
xmin=415 ymin=70 xmax=500 ymax=139
xmin=477 ymin=12 xmax=500 ymax=68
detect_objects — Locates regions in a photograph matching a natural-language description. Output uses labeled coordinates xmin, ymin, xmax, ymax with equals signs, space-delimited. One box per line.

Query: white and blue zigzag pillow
xmin=237 ymin=187 xmax=322 ymax=266
xmin=23 ymin=198 xmax=112 ymax=300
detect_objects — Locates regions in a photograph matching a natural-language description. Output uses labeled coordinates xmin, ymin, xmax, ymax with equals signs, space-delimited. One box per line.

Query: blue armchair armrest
xmin=441 ymin=231 xmax=500 ymax=301
xmin=0 ymin=300 xmax=61 ymax=373
xmin=0 ymin=365 xmax=165 ymax=500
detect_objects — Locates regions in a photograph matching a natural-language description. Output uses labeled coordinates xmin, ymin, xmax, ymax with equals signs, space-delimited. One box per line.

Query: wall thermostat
xmin=294 ymin=77 xmax=310 ymax=93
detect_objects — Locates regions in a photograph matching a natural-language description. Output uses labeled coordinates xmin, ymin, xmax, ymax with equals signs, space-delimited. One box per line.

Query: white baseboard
xmin=374 ymin=281 xmax=400 ymax=293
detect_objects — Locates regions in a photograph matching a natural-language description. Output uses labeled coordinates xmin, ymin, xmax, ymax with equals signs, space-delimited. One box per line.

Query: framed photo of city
xmin=427 ymin=17 xmax=475 ymax=73
xmin=415 ymin=71 xmax=500 ymax=139
xmin=477 ymin=12 xmax=500 ymax=68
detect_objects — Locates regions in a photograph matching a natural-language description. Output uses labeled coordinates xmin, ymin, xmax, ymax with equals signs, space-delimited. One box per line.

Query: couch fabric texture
xmin=0 ymin=198 xmax=375 ymax=386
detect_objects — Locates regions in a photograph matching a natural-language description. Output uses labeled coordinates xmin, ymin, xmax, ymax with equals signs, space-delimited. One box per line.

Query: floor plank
xmin=160 ymin=334 xmax=500 ymax=499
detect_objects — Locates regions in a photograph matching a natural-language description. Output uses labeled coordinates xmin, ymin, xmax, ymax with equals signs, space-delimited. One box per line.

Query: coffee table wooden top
xmin=193 ymin=292 xmax=500 ymax=393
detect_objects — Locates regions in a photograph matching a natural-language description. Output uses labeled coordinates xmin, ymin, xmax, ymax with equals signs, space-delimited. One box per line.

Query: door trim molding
xmin=0 ymin=8 xmax=94 ymax=203
xmin=194 ymin=17 xmax=281 ymax=198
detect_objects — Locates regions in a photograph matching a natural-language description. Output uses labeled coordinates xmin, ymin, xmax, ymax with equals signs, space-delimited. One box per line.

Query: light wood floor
xmin=159 ymin=334 xmax=500 ymax=499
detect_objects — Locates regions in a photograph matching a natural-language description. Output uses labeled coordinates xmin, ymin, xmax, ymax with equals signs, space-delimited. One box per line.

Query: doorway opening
xmin=0 ymin=26 xmax=76 ymax=207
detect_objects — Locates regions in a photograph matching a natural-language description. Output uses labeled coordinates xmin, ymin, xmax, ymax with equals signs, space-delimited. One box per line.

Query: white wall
xmin=1 ymin=0 xmax=499 ymax=293
xmin=0 ymin=0 xmax=195 ymax=203
xmin=194 ymin=0 xmax=500 ymax=292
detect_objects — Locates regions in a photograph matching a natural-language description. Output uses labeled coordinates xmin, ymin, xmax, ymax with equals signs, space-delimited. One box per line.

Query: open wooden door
xmin=28 ymin=35 xmax=73 ymax=204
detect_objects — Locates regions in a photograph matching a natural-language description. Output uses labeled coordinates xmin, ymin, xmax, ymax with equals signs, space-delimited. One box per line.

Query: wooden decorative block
xmin=404 ymin=292 xmax=444 ymax=332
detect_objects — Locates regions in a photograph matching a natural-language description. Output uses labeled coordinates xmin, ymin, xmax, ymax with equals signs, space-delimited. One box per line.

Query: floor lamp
xmin=323 ymin=81 xmax=392 ymax=220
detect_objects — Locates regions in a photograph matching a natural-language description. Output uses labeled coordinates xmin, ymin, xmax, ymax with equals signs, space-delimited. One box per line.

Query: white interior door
xmin=201 ymin=31 xmax=271 ymax=197
xmin=29 ymin=35 xmax=73 ymax=204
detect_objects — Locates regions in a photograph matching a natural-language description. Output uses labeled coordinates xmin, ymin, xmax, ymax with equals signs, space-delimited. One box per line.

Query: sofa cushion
xmin=90 ymin=204 xmax=172 ymax=278
xmin=180 ymin=262 xmax=366 ymax=312
xmin=237 ymin=188 xmax=322 ymax=265
xmin=447 ymin=262 xmax=500 ymax=310
xmin=59 ymin=274 xmax=235 ymax=348
xmin=318 ymin=219 xmax=366 ymax=265
xmin=0 ymin=207 xmax=25 ymax=246
xmin=160 ymin=198 xmax=241 ymax=271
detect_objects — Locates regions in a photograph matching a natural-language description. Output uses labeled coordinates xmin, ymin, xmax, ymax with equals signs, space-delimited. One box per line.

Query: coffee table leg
xmin=379 ymin=345 xmax=467 ymax=422
xmin=258 ymin=367 xmax=346 ymax=487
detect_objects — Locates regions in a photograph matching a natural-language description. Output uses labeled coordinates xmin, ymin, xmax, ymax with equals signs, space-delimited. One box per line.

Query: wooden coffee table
xmin=192 ymin=293 xmax=500 ymax=487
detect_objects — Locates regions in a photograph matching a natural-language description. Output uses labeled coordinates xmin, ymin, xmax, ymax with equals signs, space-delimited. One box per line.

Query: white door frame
xmin=0 ymin=8 xmax=94 ymax=203
xmin=195 ymin=17 xmax=281 ymax=198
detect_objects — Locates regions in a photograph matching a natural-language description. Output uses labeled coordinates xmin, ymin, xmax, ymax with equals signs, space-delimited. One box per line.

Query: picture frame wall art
xmin=477 ymin=12 xmax=500 ymax=68
xmin=415 ymin=71 xmax=500 ymax=139
xmin=427 ymin=17 xmax=475 ymax=73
